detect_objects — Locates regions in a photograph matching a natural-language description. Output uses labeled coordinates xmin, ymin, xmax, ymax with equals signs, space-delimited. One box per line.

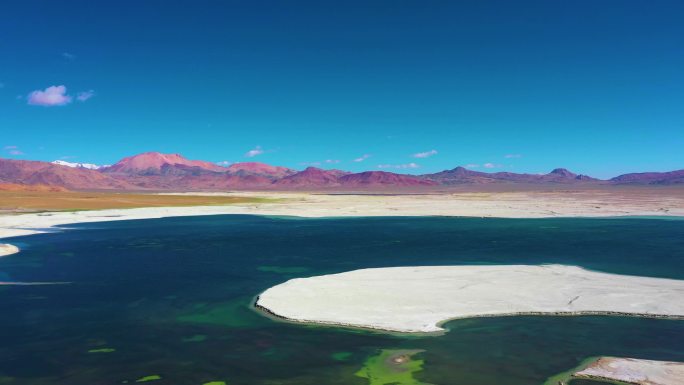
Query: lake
xmin=1 ymin=215 xmax=682 ymax=384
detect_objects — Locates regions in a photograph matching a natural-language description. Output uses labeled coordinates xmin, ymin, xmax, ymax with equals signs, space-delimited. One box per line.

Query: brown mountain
xmin=0 ymin=183 xmax=69 ymax=192
xmin=610 ymin=169 xmax=684 ymax=185
xmin=422 ymin=167 xmax=599 ymax=185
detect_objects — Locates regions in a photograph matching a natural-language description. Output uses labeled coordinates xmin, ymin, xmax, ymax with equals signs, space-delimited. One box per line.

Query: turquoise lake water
xmin=0 ymin=215 xmax=682 ymax=384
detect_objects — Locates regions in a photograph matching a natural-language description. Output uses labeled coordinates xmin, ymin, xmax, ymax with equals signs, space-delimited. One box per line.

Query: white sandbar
xmin=255 ymin=264 xmax=684 ymax=333
xmin=575 ymin=357 xmax=684 ymax=385
xmin=0 ymin=243 xmax=19 ymax=257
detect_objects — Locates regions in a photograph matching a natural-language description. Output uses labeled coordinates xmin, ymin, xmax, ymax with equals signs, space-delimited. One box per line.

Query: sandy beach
xmin=255 ymin=264 xmax=684 ymax=333
xmin=1 ymin=190 xmax=683 ymax=241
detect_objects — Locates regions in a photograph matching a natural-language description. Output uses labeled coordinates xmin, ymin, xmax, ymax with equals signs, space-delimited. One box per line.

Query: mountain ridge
xmin=2 ymin=152 xmax=681 ymax=190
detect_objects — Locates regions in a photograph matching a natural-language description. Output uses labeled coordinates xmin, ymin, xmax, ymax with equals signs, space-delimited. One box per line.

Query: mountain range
xmin=1 ymin=151 xmax=682 ymax=191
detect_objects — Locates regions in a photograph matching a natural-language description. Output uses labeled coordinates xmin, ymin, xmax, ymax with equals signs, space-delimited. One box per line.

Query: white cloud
xmin=245 ymin=146 xmax=264 ymax=158
xmin=0 ymin=82 xmax=4 ymax=88
xmin=3 ymin=145 xmax=24 ymax=156
xmin=325 ymin=159 xmax=340 ymax=164
xmin=412 ymin=149 xmax=438 ymax=158
xmin=353 ymin=154 xmax=371 ymax=162
xmin=464 ymin=163 xmax=479 ymax=168
xmin=377 ymin=163 xmax=420 ymax=169
xmin=504 ymin=154 xmax=522 ymax=159
xmin=217 ymin=161 xmax=232 ymax=166
xmin=26 ymin=85 xmax=94 ymax=106
xmin=77 ymin=90 xmax=95 ymax=102
xmin=483 ymin=163 xmax=503 ymax=169
xmin=62 ymin=52 xmax=76 ymax=60
xmin=27 ymin=85 xmax=72 ymax=106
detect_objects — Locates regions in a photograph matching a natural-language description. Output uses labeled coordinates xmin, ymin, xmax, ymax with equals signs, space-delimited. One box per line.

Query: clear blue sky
xmin=1 ymin=1 xmax=682 ymax=178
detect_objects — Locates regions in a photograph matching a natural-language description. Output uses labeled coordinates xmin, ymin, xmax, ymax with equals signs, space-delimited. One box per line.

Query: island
xmin=546 ymin=356 xmax=684 ymax=385
xmin=574 ymin=357 xmax=684 ymax=385
xmin=255 ymin=264 xmax=684 ymax=333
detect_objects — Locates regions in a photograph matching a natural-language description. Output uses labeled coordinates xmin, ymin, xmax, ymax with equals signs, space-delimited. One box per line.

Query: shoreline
xmin=255 ymin=300 xmax=684 ymax=335
xmin=0 ymin=243 xmax=19 ymax=257
xmin=255 ymin=264 xmax=684 ymax=334
xmin=2 ymin=190 xmax=684 ymax=241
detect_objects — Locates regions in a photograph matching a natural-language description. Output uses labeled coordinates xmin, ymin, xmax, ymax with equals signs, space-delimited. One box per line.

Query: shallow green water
xmin=0 ymin=215 xmax=682 ymax=384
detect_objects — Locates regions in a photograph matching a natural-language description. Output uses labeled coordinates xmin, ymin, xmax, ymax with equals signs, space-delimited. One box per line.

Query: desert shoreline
xmin=2 ymin=190 xmax=684 ymax=242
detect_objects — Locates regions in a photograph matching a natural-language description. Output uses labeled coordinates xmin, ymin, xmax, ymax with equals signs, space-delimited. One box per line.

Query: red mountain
xmin=0 ymin=158 xmax=136 ymax=190
xmin=227 ymin=162 xmax=296 ymax=179
xmin=101 ymin=152 xmax=227 ymax=175
xmin=177 ymin=173 xmax=274 ymax=189
xmin=274 ymin=167 xmax=349 ymax=187
xmin=3 ymin=152 xmax=681 ymax=191
xmin=339 ymin=171 xmax=437 ymax=187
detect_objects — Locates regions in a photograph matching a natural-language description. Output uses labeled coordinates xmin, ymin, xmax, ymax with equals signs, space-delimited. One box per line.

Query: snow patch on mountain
xmin=51 ymin=160 xmax=103 ymax=170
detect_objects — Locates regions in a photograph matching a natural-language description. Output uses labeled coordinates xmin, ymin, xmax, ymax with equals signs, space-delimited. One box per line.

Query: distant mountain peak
xmin=101 ymin=152 xmax=227 ymax=174
xmin=4 ymin=151 xmax=680 ymax=190
xmin=274 ymin=166 xmax=346 ymax=187
xmin=611 ymin=169 xmax=684 ymax=185
xmin=227 ymin=162 xmax=296 ymax=179
xmin=549 ymin=168 xmax=576 ymax=178
xmin=339 ymin=170 xmax=437 ymax=187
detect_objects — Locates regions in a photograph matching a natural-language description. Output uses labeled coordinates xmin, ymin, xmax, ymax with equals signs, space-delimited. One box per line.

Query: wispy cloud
xmin=483 ymin=163 xmax=503 ymax=169
xmin=504 ymin=154 xmax=522 ymax=159
xmin=217 ymin=161 xmax=232 ymax=166
xmin=62 ymin=52 xmax=76 ymax=60
xmin=245 ymin=146 xmax=264 ymax=158
xmin=301 ymin=159 xmax=340 ymax=167
xmin=378 ymin=162 xmax=420 ymax=169
xmin=3 ymin=145 xmax=24 ymax=156
xmin=77 ymin=90 xmax=95 ymax=102
xmin=27 ymin=85 xmax=72 ymax=106
xmin=353 ymin=154 xmax=371 ymax=162
xmin=464 ymin=163 xmax=479 ymax=168
xmin=412 ymin=149 xmax=438 ymax=158
xmin=0 ymin=82 xmax=4 ymax=89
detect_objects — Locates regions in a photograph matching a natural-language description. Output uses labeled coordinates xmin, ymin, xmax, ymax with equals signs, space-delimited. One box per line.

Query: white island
xmin=256 ymin=264 xmax=684 ymax=333
xmin=0 ymin=243 xmax=19 ymax=257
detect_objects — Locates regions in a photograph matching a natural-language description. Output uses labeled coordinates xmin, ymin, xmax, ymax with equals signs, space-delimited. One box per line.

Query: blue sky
xmin=1 ymin=1 xmax=682 ymax=178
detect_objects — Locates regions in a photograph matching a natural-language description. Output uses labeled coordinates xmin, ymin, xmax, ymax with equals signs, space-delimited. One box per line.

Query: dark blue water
xmin=0 ymin=215 xmax=682 ymax=384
